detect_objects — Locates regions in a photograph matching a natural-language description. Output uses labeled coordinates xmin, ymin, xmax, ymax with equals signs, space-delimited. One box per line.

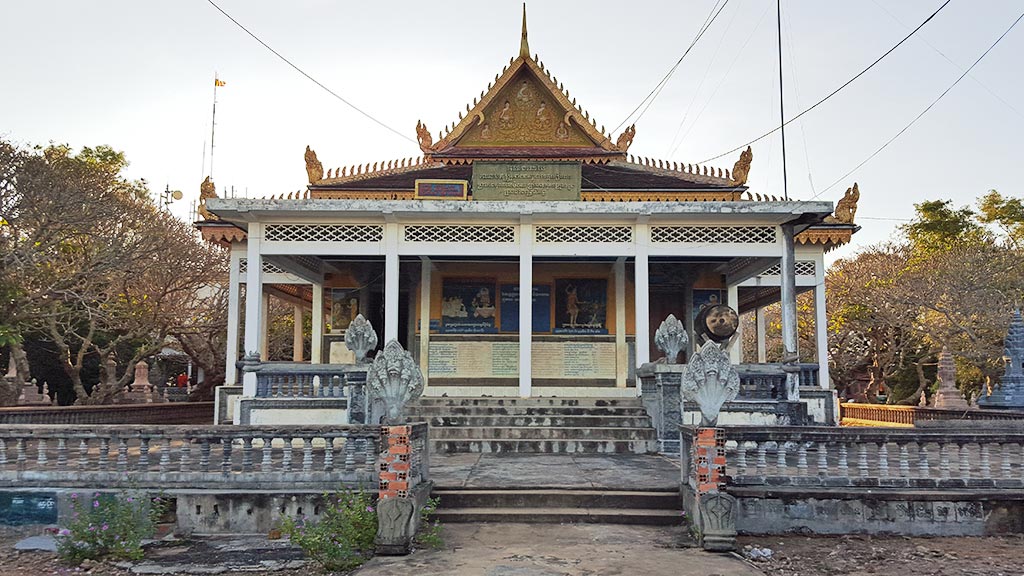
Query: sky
xmin=1 ymin=0 xmax=1021 ymax=263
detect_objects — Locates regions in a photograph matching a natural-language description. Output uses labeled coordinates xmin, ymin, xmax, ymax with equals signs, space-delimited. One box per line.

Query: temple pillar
xmin=755 ymin=306 xmax=767 ymax=363
xmin=260 ymin=292 xmax=270 ymax=361
xmin=727 ymin=284 xmax=741 ymax=363
xmin=814 ymin=252 xmax=830 ymax=389
xmin=311 ymin=283 xmax=324 ymax=364
xmin=615 ymin=258 xmax=627 ymax=388
xmin=242 ymin=223 xmax=264 ymax=396
xmin=519 ymin=220 xmax=534 ymax=398
xmin=634 ymin=221 xmax=651 ymax=373
xmin=384 ymin=223 xmax=400 ymax=343
xmin=780 ymin=224 xmax=799 ymax=400
xmin=225 ymin=248 xmax=242 ymax=385
xmin=419 ymin=257 xmax=432 ymax=387
xmin=292 ymin=303 xmax=304 ymax=362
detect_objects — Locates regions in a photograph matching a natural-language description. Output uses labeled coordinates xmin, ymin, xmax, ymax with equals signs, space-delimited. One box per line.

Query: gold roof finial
xmin=519 ymin=3 xmax=530 ymax=59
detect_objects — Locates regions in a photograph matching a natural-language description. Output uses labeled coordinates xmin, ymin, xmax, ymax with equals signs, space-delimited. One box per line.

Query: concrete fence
xmin=0 ymin=402 xmax=215 ymax=425
xmin=0 ymin=424 xmax=382 ymax=490
xmin=681 ymin=424 xmax=1024 ymax=538
xmin=840 ymin=403 xmax=1024 ymax=427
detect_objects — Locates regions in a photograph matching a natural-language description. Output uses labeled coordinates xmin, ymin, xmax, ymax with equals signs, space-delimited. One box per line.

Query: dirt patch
xmin=0 ymin=525 xmax=315 ymax=576
xmin=737 ymin=534 xmax=1024 ymax=576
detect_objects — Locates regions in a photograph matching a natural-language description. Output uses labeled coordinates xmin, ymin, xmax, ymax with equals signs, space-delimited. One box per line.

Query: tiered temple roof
xmin=198 ymin=6 xmax=858 ymax=251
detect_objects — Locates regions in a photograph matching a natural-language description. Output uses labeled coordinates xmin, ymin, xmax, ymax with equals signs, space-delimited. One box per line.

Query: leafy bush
xmin=56 ymin=492 xmax=167 ymax=565
xmin=415 ymin=496 xmax=443 ymax=549
xmin=280 ymin=489 xmax=378 ymax=571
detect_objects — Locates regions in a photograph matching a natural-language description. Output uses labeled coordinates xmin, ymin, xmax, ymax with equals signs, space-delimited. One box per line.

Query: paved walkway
xmin=355 ymin=523 xmax=762 ymax=576
xmin=430 ymin=453 xmax=681 ymax=490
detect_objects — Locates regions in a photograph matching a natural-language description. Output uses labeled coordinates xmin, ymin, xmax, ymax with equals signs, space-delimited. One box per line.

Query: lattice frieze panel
xmin=650 ymin=226 xmax=776 ymax=244
xmin=238 ymin=259 xmax=286 ymax=275
xmin=535 ymin=225 xmax=632 ymax=243
xmin=264 ymin=224 xmax=383 ymax=243
xmin=403 ymin=225 xmax=515 ymax=243
xmin=762 ymin=261 xmax=816 ymax=276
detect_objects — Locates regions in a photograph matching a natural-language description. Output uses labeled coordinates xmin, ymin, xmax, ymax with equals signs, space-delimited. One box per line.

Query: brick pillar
xmin=691 ymin=427 xmax=737 ymax=552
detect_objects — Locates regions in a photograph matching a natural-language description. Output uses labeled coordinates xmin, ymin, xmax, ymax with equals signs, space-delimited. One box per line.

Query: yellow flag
xmin=215 ymin=79 xmax=226 ymax=87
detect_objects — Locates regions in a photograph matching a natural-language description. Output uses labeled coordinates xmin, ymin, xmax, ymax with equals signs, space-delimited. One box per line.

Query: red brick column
xmin=694 ymin=427 xmax=726 ymax=494
xmin=378 ymin=425 xmax=411 ymax=499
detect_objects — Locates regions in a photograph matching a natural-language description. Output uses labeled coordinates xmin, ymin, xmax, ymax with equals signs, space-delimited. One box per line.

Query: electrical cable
xmin=664 ymin=0 xmax=744 ymax=158
xmin=205 ymin=0 xmax=416 ymax=144
xmin=696 ymin=0 xmax=952 ymax=164
xmin=611 ymin=0 xmax=731 ymax=134
xmin=816 ymin=9 xmax=1024 ymax=196
xmin=869 ymin=0 xmax=1024 ymax=122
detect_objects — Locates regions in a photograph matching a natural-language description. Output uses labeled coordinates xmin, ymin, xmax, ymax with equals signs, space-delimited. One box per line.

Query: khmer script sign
xmin=471 ymin=161 xmax=581 ymax=201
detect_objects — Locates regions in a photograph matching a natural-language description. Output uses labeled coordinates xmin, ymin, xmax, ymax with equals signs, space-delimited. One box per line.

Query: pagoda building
xmin=198 ymin=11 xmax=857 ymax=424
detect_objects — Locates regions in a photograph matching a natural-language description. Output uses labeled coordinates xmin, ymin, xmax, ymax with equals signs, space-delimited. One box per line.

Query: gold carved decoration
xmin=824 ymin=182 xmax=859 ymax=224
xmin=197 ymin=176 xmax=219 ymax=221
xmin=416 ymin=120 xmax=434 ymax=153
xmin=304 ymin=146 xmax=324 ymax=184
xmin=459 ymin=71 xmax=592 ymax=147
xmin=797 ymin=228 xmax=854 ymax=247
xmin=728 ymin=146 xmax=752 ymax=186
xmin=615 ymin=124 xmax=636 ymax=152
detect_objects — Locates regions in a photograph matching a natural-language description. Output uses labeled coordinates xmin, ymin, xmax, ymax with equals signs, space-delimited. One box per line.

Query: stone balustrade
xmin=698 ymin=426 xmax=1024 ymax=489
xmin=840 ymin=402 xmax=1024 ymax=427
xmin=0 ymin=424 xmax=384 ymax=490
xmin=0 ymin=402 xmax=214 ymax=425
xmin=248 ymin=363 xmax=363 ymax=399
xmin=736 ymin=363 xmax=819 ymax=400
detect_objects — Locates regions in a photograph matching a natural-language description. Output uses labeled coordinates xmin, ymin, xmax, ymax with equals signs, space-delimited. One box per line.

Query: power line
xmin=697 ymin=0 xmax=952 ymax=164
xmin=612 ymin=0 xmax=732 ymax=134
xmin=869 ymin=0 xmax=1024 ymax=122
xmin=205 ymin=0 xmax=415 ymax=145
xmin=817 ymin=9 xmax=1024 ymax=196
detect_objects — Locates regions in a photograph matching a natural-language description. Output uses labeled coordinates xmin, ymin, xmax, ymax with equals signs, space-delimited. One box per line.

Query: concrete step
xmin=430 ymin=426 xmax=656 ymax=441
xmin=432 ymin=489 xmax=679 ymax=510
xmin=413 ymin=415 xmax=653 ymax=428
xmin=432 ymin=507 xmax=681 ymax=525
xmin=414 ymin=397 xmax=644 ymax=408
xmin=409 ymin=406 xmax=650 ymax=417
xmin=430 ymin=439 xmax=658 ymax=454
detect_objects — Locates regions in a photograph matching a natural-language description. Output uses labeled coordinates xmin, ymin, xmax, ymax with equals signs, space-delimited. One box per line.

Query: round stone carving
xmin=695 ymin=304 xmax=739 ymax=343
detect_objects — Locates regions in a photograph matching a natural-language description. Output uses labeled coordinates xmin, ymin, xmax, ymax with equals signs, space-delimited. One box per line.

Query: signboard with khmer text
xmin=471 ymin=161 xmax=581 ymax=201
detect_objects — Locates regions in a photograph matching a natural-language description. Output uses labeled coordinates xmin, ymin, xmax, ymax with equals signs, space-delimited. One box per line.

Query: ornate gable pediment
xmin=457 ymin=69 xmax=594 ymax=148
xmin=421 ymin=6 xmax=629 ymax=159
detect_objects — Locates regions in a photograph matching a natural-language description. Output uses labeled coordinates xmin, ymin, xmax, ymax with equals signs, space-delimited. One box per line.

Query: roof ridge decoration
xmin=415 ymin=4 xmax=633 ymax=158
xmin=823 ymin=182 xmax=859 ymax=224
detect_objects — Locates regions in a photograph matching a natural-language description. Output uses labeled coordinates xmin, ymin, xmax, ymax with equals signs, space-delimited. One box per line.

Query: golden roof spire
xmin=519 ymin=3 xmax=530 ymax=59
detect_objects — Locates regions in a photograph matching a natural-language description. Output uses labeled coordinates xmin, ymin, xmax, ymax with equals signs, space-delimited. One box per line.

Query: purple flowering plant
xmin=279 ymin=488 xmax=377 ymax=572
xmin=55 ymin=491 xmax=169 ymax=566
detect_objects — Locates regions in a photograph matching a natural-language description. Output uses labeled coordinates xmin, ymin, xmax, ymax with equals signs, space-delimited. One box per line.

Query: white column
xmin=224 ymin=248 xmax=242 ymax=385
xmin=634 ymin=220 xmax=651 ymax=371
xmin=384 ymin=223 xmax=400 ymax=343
xmin=755 ymin=306 xmax=767 ymax=363
xmin=419 ymin=257 xmax=432 ymax=387
xmin=260 ymin=292 xmax=270 ymax=360
xmin=780 ymin=224 xmax=799 ymax=400
xmin=242 ymin=223 xmax=264 ymax=396
xmin=727 ymin=284 xmax=741 ymax=363
xmin=311 ymin=283 xmax=324 ymax=364
xmin=292 ymin=303 xmax=304 ymax=362
xmin=814 ymin=251 xmax=830 ymax=389
xmin=519 ymin=219 xmax=534 ymax=398
xmin=614 ymin=258 xmax=627 ymax=388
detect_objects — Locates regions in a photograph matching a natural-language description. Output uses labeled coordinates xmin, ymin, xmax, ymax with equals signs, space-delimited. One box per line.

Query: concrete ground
xmin=355 ymin=522 xmax=763 ymax=576
xmin=430 ymin=453 xmax=681 ymax=489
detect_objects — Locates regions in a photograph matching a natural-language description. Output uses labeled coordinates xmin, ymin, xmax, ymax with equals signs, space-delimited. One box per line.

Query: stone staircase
xmin=407 ymin=396 xmax=659 ymax=455
xmin=431 ymin=487 xmax=681 ymax=525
